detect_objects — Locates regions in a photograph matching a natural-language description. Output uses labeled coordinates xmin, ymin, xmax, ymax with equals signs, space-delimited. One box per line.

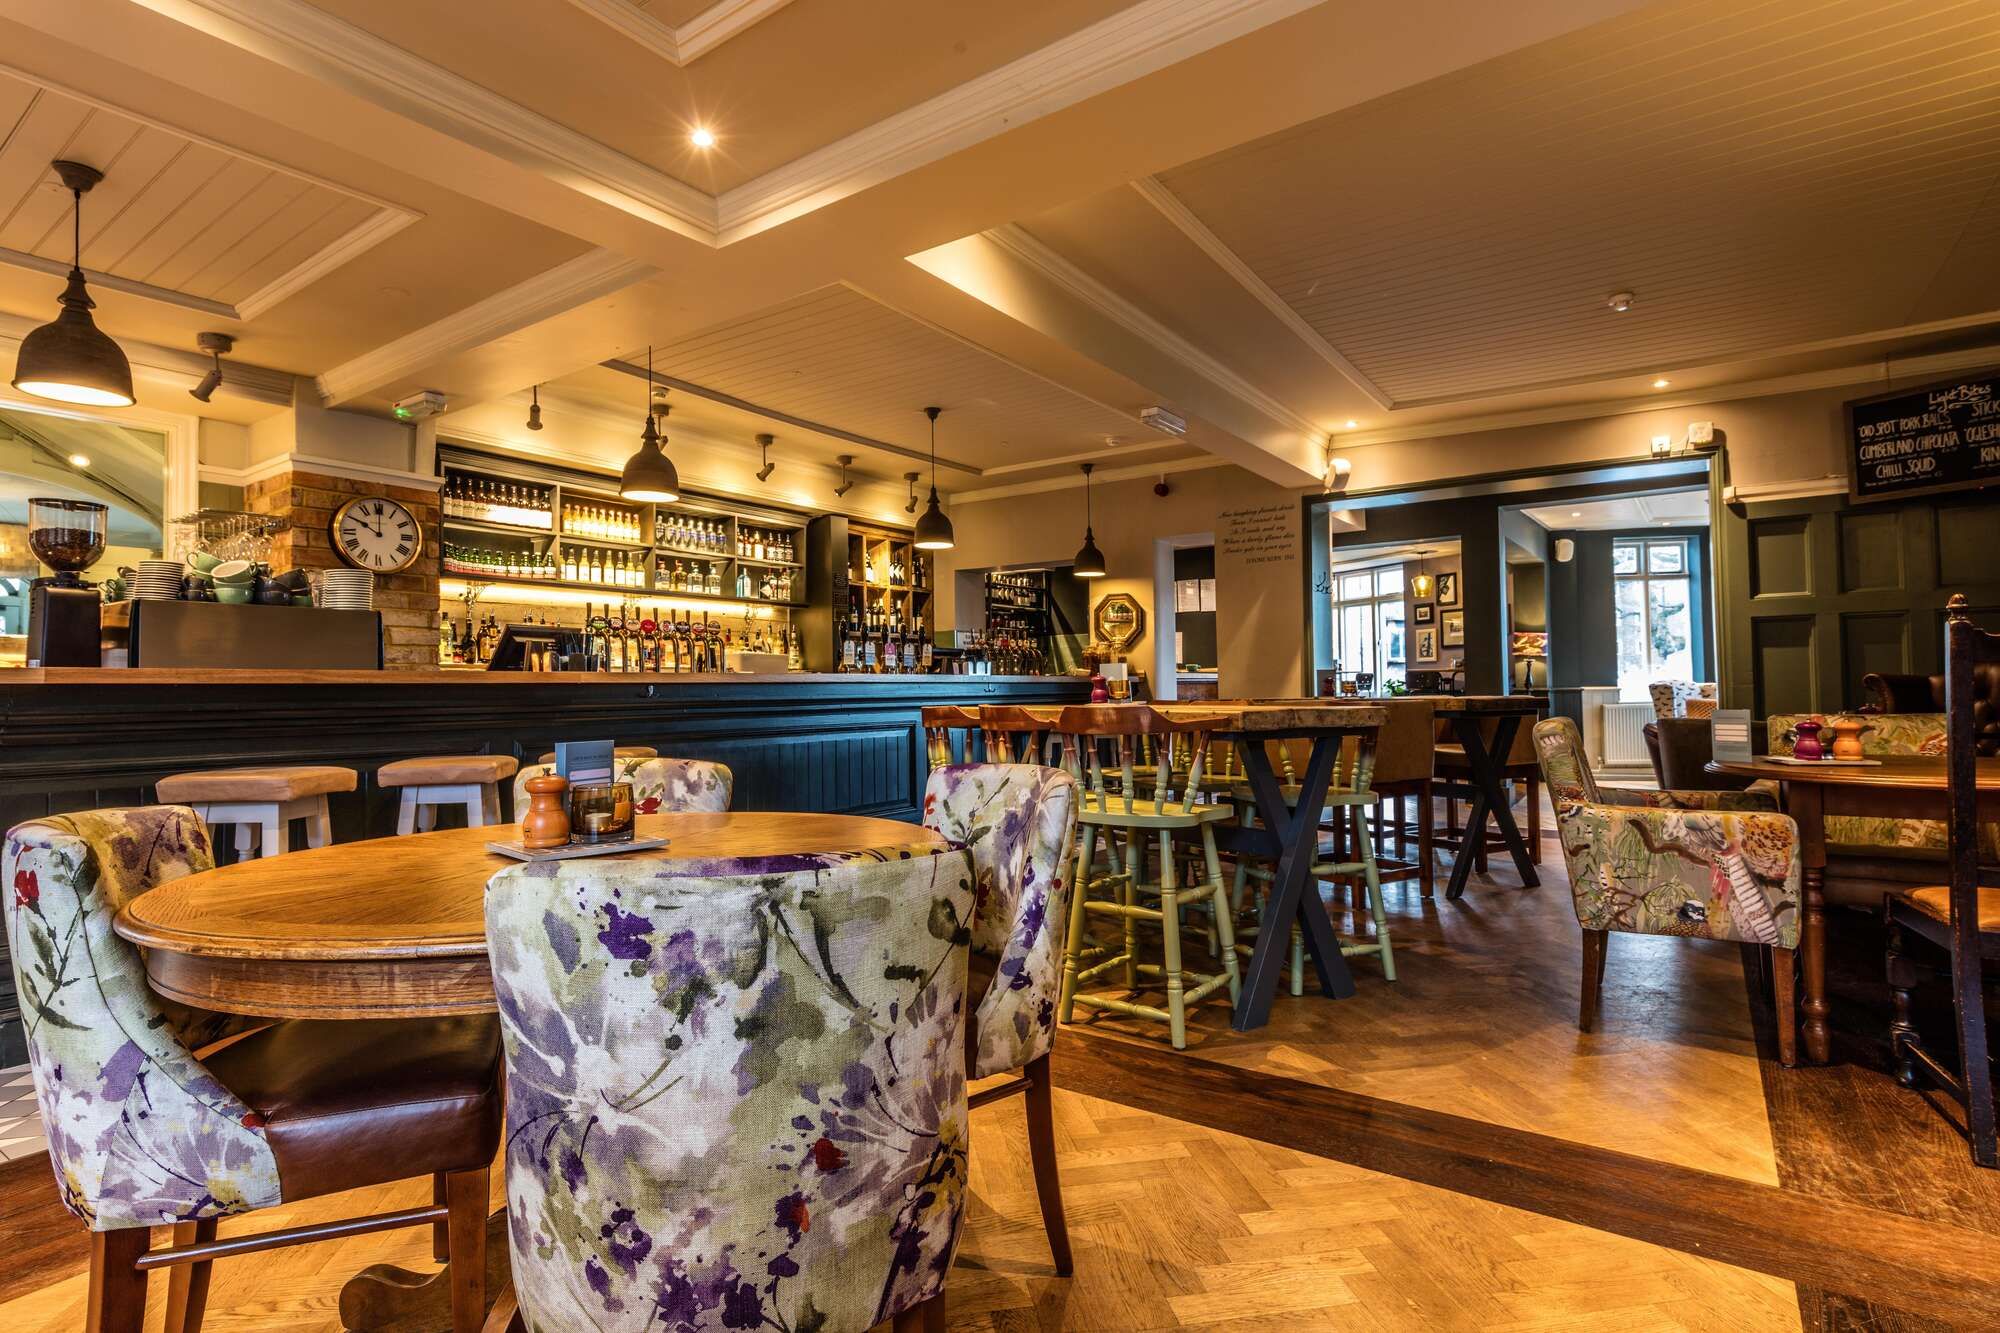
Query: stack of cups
xmin=131 ymin=560 xmax=185 ymax=601
xmin=319 ymin=568 xmax=374 ymax=610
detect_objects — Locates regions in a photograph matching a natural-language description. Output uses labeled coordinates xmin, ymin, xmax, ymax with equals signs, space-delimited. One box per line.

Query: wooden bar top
xmin=0 ymin=667 xmax=1064 ymax=687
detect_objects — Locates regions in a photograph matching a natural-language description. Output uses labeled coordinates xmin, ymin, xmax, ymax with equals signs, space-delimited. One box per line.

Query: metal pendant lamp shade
xmin=14 ymin=161 xmax=133 ymax=408
xmin=1073 ymin=462 xmax=1106 ymax=577
xmin=619 ymin=350 xmax=680 ymax=502
xmin=913 ymin=405 xmax=955 ymax=550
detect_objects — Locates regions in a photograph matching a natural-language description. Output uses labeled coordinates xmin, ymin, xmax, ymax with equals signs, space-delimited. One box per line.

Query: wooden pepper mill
xmin=520 ymin=774 xmax=572 ymax=849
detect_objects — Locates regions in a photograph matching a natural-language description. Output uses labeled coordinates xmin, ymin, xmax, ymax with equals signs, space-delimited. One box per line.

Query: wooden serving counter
xmin=0 ymin=666 xmax=1086 ymax=1065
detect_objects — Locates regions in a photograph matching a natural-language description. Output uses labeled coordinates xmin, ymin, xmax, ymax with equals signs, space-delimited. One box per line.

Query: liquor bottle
xmin=920 ymin=626 xmax=934 ymax=673
xmin=862 ymin=613 xmax=879 ymax=672
xmin=841 ymin=614 xmax=858 ymax=671
xmin=438 ymin=613 xmax=454 ymax=666
xmin=902 ymin=621 xmax=918 ymax=672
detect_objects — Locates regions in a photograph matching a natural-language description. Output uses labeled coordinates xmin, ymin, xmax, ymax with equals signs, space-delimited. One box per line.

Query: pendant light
xmin=1072 ymin=462 xmax=1106 ymax=578
xmin=619 ymin=348 xmax=680 ymax=502
xmin=913 ymin=405 xmax=954 ymax=550
xmin=526 ymin=385 xmax=543 ymax=431
xmin=13 ymin=161 xmax=133 ymax=408
xmin=1410 ymin=548 xmax=1434 ymax=600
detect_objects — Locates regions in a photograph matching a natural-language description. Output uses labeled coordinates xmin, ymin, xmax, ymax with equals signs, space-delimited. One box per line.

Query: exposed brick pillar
xmin=246 ymin=468 xmax=442 ymax=670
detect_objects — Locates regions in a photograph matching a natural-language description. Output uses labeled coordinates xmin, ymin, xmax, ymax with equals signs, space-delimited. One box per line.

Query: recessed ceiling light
xmin=1652 ymin=377 xmax=1670 ymax=389
xmin=1344 ymin=419 xmax=1358 ymax=429
xmin=1570 ymin=510 xmax=1581 ymax=518
xmin=689 ymin=127 xmax=716 ymax=148
xmin=67 ymin=452 xmax=89 ymax=468
xmin=1607 ymin=291 xmax=1635 ymax=313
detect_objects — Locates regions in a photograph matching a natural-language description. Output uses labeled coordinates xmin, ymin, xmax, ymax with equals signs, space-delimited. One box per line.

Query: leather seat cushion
xmin=535 ymin=745 xmax=657 ymax=765
xmin=378 ymin=754 xmax=519 ymax=786
xmin=205 ymin=1015 xmax=502 ymax=1203
xmin=157 ymin=765 xmax=357 ymax=803
xmin=1899 ymin=885 xmax=2000 ymax=932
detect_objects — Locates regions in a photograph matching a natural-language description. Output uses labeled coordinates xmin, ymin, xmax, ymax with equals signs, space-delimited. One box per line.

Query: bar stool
xmin=1057 ymin=705 xmax=1240 ymax=1049
xmin=922 ymin=705 xmax=987 ymax=766
xmin=155 ymin=765 xmax=356 ymax=859
xmin=378 ymin=754 xmax=520 ymax=834
xmin=535 ymin=745 xmax=658 ymax=765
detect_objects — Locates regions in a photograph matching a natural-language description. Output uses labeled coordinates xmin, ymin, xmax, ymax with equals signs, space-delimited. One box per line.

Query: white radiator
xmin=1601 ymin=702 xmax=1655 ymax=768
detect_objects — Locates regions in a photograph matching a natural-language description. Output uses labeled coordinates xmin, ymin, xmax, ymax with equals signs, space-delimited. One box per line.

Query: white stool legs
xmin=395 ymin=783 xmax=502 ymax=836
xmin=191 ymin=795 xmax=333 ymax=859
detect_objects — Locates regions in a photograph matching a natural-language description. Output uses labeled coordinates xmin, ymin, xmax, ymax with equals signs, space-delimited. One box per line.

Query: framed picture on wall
xmin=1413 ymin=603 xmax=1434 ymax=625
xmin=1414 ymin=627 xmax=1437 ymax=662
xmin=1435 ymin=571 xmax=1459 ymax=606
xmin=1442 ymin=610 xmax=1465 ymax=646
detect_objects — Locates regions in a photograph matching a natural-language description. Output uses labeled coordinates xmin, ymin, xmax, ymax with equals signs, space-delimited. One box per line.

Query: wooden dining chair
xmin=1057 ymin=705 xmax=1241 ymax=1048
xmin=510 ymin=754 xmax=731 ymax=818
xmin=1887 ymin=594 xmax=2000 ymax=1167
xmin=483 ymin=842 xmax=975 ymax=1331
xmin=2 ymin=806 xmax=499 ymax=1333
xmin=923 ymin=704 xmax=988 ymax=766
xmin=924 ymin=761 xmax=1081 ymax=1274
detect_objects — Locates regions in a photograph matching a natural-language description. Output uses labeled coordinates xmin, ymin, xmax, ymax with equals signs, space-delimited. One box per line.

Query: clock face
xmin=332 ymin=496 xmax=423 ymax=573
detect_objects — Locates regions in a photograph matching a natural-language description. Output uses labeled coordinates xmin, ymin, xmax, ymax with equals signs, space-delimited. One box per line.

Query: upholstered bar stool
xmin=378 ymin=754 xmax=520 ymax=834
xmin=154 ymin=765 xmax=356 ymax=859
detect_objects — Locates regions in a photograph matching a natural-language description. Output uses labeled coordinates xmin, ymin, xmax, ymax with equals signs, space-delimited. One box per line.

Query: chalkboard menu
xmin=1846 ymin=369 xmax=2000 ymax=503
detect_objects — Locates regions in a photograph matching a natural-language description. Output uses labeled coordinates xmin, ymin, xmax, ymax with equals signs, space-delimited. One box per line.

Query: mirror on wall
xmin=0 ymin=408 xmax=168 ymax=644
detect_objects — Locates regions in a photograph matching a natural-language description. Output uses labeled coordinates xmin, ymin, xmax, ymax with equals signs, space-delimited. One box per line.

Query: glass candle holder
xmin=567 ymin=782 xmax=635 ymax=843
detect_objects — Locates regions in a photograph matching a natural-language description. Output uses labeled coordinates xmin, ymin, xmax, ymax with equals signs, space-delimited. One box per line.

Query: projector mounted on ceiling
xmin=1139 ymin=405 xmax=1186 ymax=436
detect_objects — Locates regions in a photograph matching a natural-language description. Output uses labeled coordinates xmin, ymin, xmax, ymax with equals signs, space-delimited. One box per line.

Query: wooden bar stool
xmin=534 ymin=745 xmax=658 ymax=765
xmin=379 ymin=754 xmax=520 ymax=834
xmin=155 ymin=765 xmax=355 ymax=859
xmin=922 ymin=705 xmax=987 ymax=766
xmin=1057 ymin=705 xmax=1240 ymax=1048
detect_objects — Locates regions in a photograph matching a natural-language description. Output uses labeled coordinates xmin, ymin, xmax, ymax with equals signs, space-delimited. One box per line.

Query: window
xmin=1614 ymin=537 xmax=1694 ymax=699
xmin=1330 ymin=564 xmax=1405 ymax=686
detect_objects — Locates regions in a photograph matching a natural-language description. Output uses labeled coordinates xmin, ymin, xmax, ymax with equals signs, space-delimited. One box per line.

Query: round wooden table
xmin=115 ymin=811 xmax=949 ymax=1019
xmin=113 ymin=811 xmax=952 ymax=1330
xmin=1708 ymin=756 xmax=2000 ymax=1064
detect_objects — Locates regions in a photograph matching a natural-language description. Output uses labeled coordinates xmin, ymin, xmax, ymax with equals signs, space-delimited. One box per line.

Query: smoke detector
xmin=1606 ymin=291 xmax=1636 ymax=313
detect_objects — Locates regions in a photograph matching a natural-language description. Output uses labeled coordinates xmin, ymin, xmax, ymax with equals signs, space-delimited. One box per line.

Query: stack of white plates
xmin=131 ymin=560 xmax=184 ymax=602
xmin=319 ymin=568 xmax=373 ymax=610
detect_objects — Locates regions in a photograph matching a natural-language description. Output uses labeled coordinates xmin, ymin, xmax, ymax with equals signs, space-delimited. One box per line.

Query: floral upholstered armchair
xmin=484 ymin=842 xmax=974 ymax=1332
xmin=1535 ymin=718 xmax=1801 ymax=1064
xmin=923 ymin=762 xmax=1080 ymax=1275
xmin=510 ymin=755 xmax=732 ymax=818
xmin=3 ymin=807 xmax=281 ymax=1230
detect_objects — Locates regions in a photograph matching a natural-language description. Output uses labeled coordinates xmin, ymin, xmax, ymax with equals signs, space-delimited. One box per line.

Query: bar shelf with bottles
xmin=971 ymin=570 xmax=1054 ymax=676
xmin=827 ymin=524 xmax=932 ymax=673
xmin=444 ymin=600 xmax=799 ymax=675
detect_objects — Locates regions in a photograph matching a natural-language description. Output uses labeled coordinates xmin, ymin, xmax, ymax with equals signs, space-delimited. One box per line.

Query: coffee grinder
xmin=26 ymin=496 xmax=106 ymax=667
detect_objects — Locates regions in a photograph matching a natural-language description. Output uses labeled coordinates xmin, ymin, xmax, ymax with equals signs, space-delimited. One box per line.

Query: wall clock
xmin=331 ymin=495 xmax=423 ymax=574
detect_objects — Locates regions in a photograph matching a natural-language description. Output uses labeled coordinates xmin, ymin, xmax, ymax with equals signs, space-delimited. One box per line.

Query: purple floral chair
xmin=510 ymin=755 xmax=732 ymax=818
xmin=4 ymin=806 xmax=500 ymax=1331
xmin=484 ymin=841 xmax=975 ymax=1332
xmin=923 ymin=762 xmax=1080 ymax=1275
xmin=1535 ymin=718 xmax=1802 ymax=1065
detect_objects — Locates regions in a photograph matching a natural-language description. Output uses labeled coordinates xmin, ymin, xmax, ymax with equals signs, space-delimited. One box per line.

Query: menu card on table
xmin=554 ymin=739 xmax=616 ymax=787
xmin=1710 ymin=709 xmax=1753 ymax=765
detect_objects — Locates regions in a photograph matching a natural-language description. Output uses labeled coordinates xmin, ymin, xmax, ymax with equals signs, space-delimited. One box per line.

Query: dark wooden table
xmin=1432 ymin=696 xmax=1546 ymax=900
xmin=1160 ymin=702 xmax=1389 ymax=1031
xmin=1708 ymin=755 xmax=2000 ymax=1064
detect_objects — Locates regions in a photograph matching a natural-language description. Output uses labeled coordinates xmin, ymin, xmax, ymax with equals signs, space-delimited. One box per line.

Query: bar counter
xmin=0 ymin=666 xmax=1086 ymax=1063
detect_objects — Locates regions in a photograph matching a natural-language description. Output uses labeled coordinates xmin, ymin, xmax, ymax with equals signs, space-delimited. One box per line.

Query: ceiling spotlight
xmin=187 ymin=331 xmax=233 ymax=403
xmin=913 ymin=406 xmax=955 ymax=550
xmin=1607 ymin=291 xmax=1636 ymax=313
xmin=689 ymin=127 xmax=716 ymax=148
xmin=526 ymin=384 xmax=543 ymax=431
xmin=1570 ymin=510 xmax=1582 ymax=518
xmin=834 ymin=454 xmax=856 ymax=499
xmin=67 ymin=452 xmax=90 ymax=469
xmin=904 ymin=470 xmax=921 ymax=513
xmin=1652 ymin=377 xmax=1670 ymax=389
xmin=755 ymin=432 xmax=775 ymax=482
xmin=1344 ymin=419 xmax=1358 ymax=429
xmin=15 ymin=160 xmax=134 ymax=407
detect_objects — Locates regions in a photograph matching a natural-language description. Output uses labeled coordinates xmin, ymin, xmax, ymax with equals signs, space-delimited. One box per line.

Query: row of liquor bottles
xmin=441 ymin=474 xmax=800 ymax=562
xmin=656 ymin=517 xmax=796 ymax=563
xmin=658 ymin=560 xmax=796 ymax=602
xmin=443 ymin=606 xmax=799 ymax=674
xmin=839 ymin=606 xmax=934 ymax=673
xmin=443 ymin=477 xmax=553 ymax=529
xmin=443 ymin=542 xmax=647 ymax=587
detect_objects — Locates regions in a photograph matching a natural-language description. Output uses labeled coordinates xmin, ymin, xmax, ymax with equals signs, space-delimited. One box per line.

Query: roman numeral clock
xmin=330 ymin=495 xmax=424 ymax=574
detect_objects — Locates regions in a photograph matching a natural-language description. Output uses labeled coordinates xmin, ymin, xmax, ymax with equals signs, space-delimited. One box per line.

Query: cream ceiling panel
xmin=0 ymin=68 xmax=416 ymax=316
xmin=647 ymin=284 xmax=1159 ymax=467
xmin=1159 ymin=0 xmax=2000 ymax=405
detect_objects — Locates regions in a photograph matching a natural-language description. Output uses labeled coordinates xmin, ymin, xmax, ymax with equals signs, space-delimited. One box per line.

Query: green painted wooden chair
xmin=1056 ymin=705 xmax=1241 ymax=1048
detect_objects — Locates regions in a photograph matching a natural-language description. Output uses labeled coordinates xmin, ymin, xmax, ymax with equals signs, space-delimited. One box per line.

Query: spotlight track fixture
xmin=188 ymin=331 xmax=233 ymax=403
xmin=834 ymin=455 xmax=856 ymax=498
xmin=756 ymin=432 xmax=775 ymax=482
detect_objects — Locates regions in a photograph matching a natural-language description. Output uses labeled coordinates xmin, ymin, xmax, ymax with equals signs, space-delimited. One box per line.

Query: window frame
xmin=1613 ymin=535 xmax=1696 ymax=696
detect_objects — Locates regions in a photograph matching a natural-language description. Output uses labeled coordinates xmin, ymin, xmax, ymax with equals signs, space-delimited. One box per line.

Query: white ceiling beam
xmin=564 ymin=0 xmax=796 ymax=65
xmin=1130 ymin=175 xmax=1394 ymax=411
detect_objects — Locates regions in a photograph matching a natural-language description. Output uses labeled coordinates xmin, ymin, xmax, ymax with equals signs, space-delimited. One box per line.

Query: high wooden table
xmin=1430 ymin=696 xmax=1546 ymax=900
xmin=114 ymin=811 xmax=952 ymax=1328
xmin=1707 ymin=756 xmax=2000 ymax=1064
xmin=1159 ymin=702 xmax=1389 ymax=1031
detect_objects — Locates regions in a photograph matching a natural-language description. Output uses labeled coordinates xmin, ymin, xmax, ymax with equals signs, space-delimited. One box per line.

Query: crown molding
xmin=233 ymin=206 xmax=421 ymax=321
xmin=1721 ymin=477 xmax=1848 ymax=505
xmin=316 ymin=247 xmax=656 ymax=406
xmin=565 ymin=0 xmax=796 ymax=65
xmin=201 ymin=449 xmax=441 ymax=492
xmin=131 ymin=0 xmax=718 ymax=242
xmin=1129 ymin=175 xmax=1393 ymax=411
xmin=0 ymin=247 xmax=237 ymax=320
xmin=984 ymin=222 xmax=1325 ymax=442
xmin=714 ymin=0 xmax=1320 ymax=243
xmin=952 ymin=453 xmax=1228 ymax=504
